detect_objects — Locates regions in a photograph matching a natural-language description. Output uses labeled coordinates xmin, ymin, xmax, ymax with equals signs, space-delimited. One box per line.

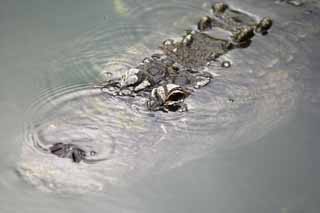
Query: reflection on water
xmin=0 ymin=0 xmax=320 ymax=212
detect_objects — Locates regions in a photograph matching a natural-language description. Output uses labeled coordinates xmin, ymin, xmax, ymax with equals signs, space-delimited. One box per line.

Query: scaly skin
xmin=49 ymin=2 xmax=273 ymax=163
xmin=101 ymin=1 xmax=273 ymax=113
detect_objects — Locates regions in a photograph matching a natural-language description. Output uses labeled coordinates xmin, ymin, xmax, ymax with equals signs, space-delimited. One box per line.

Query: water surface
xmin=0 ymin=0 xmax=319 ymax=212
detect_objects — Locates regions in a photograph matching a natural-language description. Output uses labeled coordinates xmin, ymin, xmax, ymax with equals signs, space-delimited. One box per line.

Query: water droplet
xmin=221 ymin=61 xmax=231 ymax=68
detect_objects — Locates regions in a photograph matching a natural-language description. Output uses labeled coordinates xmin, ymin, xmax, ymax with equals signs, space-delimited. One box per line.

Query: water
xmin=0 ymin=0 xmax=319 ymax=212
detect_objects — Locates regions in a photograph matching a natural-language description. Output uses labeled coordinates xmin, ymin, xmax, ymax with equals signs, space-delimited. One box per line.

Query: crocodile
xmin=101 ymin=2 xmax=272 ymax=113
xmin=48 ymin=2 xmax=273 ymax=163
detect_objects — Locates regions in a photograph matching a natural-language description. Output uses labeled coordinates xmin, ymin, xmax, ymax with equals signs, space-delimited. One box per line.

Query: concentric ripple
xmin=19 ymin=83 xmax=169 ymax=192
xmin=17 ymin=0 xmax=319 ymax=193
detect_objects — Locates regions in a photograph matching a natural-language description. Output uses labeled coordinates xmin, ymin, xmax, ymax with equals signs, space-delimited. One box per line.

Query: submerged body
xmin=16 ymin=0 xmax=316 ymax=193
xmin=102 ymin=2 xmax=272 ymax=112
xmin=45 ymin=2 xmax=273 ymax=163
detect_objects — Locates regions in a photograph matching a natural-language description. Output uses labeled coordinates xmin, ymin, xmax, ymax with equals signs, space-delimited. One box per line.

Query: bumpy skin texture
xmin=210 ymin=2 xmax=273 ymax=40
xmin=160 ymin=32 xmax=231 ymax=68
xmin=49 ymin=2 xmax=273 ymax=163
xmin=101 ymin=2 xmax=272 ymax=112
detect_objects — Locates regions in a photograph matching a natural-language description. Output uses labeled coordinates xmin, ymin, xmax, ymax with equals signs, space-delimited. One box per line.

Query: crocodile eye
xmin=198 ymin=16 xmax=212 ymax=31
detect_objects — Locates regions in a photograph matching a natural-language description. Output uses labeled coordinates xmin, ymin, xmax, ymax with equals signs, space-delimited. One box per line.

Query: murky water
xmin=0 ymin=0 xmax=319 ymax=212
